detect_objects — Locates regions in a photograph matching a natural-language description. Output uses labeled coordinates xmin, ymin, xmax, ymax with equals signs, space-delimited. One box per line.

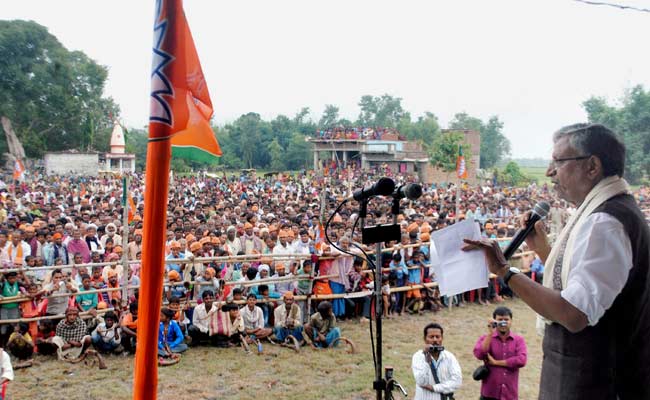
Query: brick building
xmin=309 ymin=128 xmax=480 ymax=184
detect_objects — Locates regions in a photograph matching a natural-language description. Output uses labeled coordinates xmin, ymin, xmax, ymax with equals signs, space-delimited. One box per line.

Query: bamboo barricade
xmin=0 ymin=240 xmax=538 ymax=323
xmin=0 ymin=247 xmax=536 ymax=305
xmin=0 ymin=281 xmax=443 ymax=325
xmin=0 ymin=239 xmax=535 ymax=275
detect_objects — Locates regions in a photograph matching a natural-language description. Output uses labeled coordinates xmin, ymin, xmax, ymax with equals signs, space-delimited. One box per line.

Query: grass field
xmin=520 ymin=166 xmax=551 ymax=185
xmin=11 ymin=298 xmax=542 ymax=400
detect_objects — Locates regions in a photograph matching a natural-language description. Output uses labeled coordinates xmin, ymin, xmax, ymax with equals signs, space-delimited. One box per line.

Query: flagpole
xmin=121 ymin=175 xmax=130 ymax=305
xmin=134 ymin=1 xmax=221 ymax=395
xmin=133 ymin=132 xmax=171 ymax=399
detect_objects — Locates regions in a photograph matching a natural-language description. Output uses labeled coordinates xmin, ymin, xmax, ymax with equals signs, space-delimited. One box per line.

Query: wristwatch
xmin=503 ymin=267 xmax=521 ymax=286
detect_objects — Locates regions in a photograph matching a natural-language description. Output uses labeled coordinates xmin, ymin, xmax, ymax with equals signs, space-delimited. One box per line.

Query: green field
xmin=521 ymin=166 xmax=551 ymax=185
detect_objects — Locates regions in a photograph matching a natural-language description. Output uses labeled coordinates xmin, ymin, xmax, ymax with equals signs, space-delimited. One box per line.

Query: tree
xmin=357 ymin=94 xmax=407 ymax=128
xmin=124 ymin=127 xmax=149 ymax=170
xmin=0 ymin=20 xmax=118 ymax=158
xmin=428 ymin=131 xmax=466 ymax=180
xmin=318 ymin=105 xmax=340 ymax=129
xmin=285 ymin=132 xmax=311 ymax=170
xmin=448 ymin=112 xmax=511 ymax=168
xmin=481 ymin=117 xmax=511 ymax=169
xmin=583 ymin=85 xmax=650 ymax=184
xmin=267 ymin=138 xmax=285 ymax=171
xmin=232 ymin=113 xmax=264 ymax=169
xmin=399 ymin=111 xmax=440 ymax=145
xmin=501 ymin=161 xmax=528 ymax=186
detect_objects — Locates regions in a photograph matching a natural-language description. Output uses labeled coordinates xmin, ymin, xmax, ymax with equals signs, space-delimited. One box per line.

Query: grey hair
xmin=553 ymin=123 xmax=625 ymax=178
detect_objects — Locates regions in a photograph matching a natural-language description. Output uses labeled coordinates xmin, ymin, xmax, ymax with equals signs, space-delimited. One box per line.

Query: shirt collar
xmin=492 ymin=330 xmax=514 ymax=340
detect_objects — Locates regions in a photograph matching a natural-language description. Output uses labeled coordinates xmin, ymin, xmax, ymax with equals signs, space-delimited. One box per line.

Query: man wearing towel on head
xmin=464 ymin=124 xmax=650 ymax=400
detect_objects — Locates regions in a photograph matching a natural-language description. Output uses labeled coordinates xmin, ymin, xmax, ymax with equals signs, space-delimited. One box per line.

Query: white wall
xmin=44 ymin=153 xmax=99 ymax=176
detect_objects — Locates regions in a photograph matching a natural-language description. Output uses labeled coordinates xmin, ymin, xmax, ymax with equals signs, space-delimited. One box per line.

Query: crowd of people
xmin=315 ymin=127 xmax=403 ymax=141
xmin=1 ymin=162 xmax=649 ymax=395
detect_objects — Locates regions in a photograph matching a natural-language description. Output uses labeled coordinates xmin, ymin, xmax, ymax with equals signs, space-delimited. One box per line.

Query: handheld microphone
xmin=503 ymin=201 xmax=550 ymax=259
xmin=349 ymin=177 xmax=395 ymax=202
xmin=393 ymin=183 xmax=422 ymax=200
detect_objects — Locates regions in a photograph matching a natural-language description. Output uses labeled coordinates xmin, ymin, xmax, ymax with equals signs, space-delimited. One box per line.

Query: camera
xmin=491 ymin=321 xmax=508 ymax=328
xmin=428 ymin=345 xmax=444 ymax=353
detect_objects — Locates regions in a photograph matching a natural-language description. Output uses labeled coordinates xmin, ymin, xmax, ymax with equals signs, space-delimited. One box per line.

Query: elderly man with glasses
xmin=464 ymin=123 xmax=650 ymax=400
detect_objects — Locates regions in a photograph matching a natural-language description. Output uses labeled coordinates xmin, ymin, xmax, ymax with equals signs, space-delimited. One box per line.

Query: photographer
xmin=411 ymin=322 xmax=462 ymax=400
xmin=473 ymin=307 xmax=527 ymax=400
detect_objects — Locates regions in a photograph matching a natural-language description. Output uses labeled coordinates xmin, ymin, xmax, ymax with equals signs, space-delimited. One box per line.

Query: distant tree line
xmin=40 ymin=19 xmax=650 ymax=179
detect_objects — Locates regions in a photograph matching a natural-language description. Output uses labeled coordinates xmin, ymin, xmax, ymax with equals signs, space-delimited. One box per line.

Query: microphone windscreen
xmin=404 ymin=184 xmax=423 ymax=200
xmin=375 ymin=177 xmax=396 ymax=197
xmin=533 ymin=201 xmax=551 ymax=218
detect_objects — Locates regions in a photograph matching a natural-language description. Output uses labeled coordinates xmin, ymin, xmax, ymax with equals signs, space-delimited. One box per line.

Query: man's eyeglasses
xmin=549 ymin=155 xmax=591 ymax=169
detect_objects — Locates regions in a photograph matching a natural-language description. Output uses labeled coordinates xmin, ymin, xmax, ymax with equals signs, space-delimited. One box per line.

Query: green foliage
xmin=285 ymin=132 xmax=311 ymax=170
xmin=501 ymin=161 xmax=529 ymax=186
xmin=428 ymin=131 xmax=466 ymax=173
xmin=398 ymin=111 xmax=440 ymax=145
xmin=124 ymin=128 xmax=149 ymax=170
xmin=267 ymin=138 xmax=284 ymax=171
xmin=448 ymin=112 xmax=511 ymax=168
xmin=583 ymin=85 xmax=650 ymax=184
xmin=356 ymin=94 xmax=407 ymax=128
xmin=318 ymin=105 xmax=339 ymax=129
xmin=0 ymin=20 xmax=118 ymax=158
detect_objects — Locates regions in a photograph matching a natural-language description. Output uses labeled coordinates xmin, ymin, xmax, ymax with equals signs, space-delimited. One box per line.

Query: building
xmin=44 ymin=151 xmax=100 ymax=176
xmin=102 ymin=121 xmax=135 ymax=174
xmin=309 ymin=128 xmax=480 ymax=184
xmin=43 ymin=121 xmax=137 ymax=176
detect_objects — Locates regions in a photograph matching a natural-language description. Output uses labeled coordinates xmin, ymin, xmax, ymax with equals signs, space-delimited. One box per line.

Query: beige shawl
xmin=536 ymin=175 xmax=629 ymax=335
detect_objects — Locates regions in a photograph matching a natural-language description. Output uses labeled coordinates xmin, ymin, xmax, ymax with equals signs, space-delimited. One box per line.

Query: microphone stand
xmin=358 ymin=196 xmax=405 ymax=400
xmin=358 ymin=199 xmax=384 ymax=400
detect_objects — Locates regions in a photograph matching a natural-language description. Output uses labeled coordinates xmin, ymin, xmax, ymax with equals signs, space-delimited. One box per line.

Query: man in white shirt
xmin=411 ymin=322 xmax=462 ymax=400
xmin=465 ymin=123 xmax=650 ymax=399
xmin=240 ymin=293 xmax=272 ymax=340
xmin=224 ymin=226 xmax=242 ymax=256
xmin=188 ymin=290 xmax=217 ymax=346
xmin=100 ymin=223 xmax=122 ymax=248
xmin=2 ymin=230 xmax=31 ymax=267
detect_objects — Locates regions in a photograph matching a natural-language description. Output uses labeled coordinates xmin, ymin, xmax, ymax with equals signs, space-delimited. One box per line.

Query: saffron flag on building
xmin=12 ymin=159 xmax=25 ymax=182
xmin=456 ymin=145 xmax=468 ymax=179
xmin=150 ymin=0 xmax=222 ymax=162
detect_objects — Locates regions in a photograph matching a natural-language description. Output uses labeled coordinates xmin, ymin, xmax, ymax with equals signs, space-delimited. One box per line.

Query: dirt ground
xmin=10 ymin=298 xmax=542 ymax=399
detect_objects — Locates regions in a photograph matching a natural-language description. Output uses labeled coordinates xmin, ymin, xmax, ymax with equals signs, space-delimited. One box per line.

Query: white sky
xmin=3 ymin=0 xmax=650 ymax=158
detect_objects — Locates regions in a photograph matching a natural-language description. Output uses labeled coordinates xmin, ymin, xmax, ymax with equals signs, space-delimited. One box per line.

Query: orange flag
xmin=127 ymin=194 xmax=137 ymax=223
xmin=149 ymin=0 xmax=222 ymax=162
xmin=456 ymin=145 xmax=468 ymax=179
xmin=12 ymin=159 xmax=25 ymax=182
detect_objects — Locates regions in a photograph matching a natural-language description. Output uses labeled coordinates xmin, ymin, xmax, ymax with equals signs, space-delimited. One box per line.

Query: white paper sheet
xmin=431 ymin=219 xmax=488 ymax=297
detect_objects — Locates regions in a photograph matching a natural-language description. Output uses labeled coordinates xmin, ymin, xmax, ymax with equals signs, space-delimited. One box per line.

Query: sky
xmin=3 ymin=0 xmax=650 ymax=158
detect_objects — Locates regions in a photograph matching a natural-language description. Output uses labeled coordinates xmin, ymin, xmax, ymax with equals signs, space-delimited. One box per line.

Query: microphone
xmin=503 ymin=201 xmax=551 ymax=260
xmin=393 ymin=183 xmax=422 ymax=200
xmin=349 ymin=177 xmax=395 ymax=202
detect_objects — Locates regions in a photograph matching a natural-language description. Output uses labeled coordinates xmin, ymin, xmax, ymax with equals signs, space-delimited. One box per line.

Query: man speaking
xmin=464 ymin=123 xmax=650 ymax=399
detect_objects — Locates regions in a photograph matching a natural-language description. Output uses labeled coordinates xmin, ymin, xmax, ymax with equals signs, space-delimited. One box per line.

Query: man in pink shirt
xmin=473 ymin=307 xmax=527 ymax=400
